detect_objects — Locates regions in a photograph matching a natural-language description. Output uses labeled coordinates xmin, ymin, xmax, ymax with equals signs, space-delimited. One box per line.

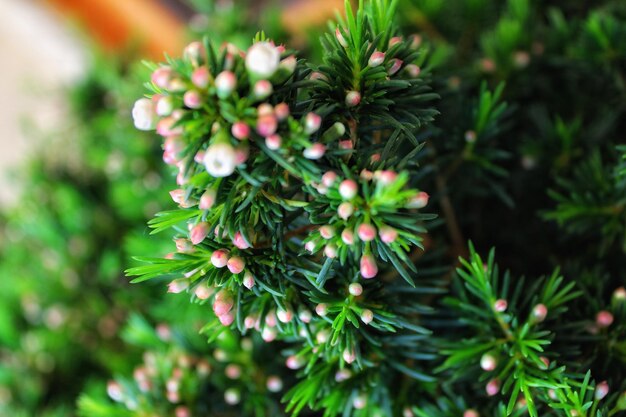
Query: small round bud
xmin=405 ymin=64 xmax=421 ymax=78
xmin=244 ymin=315 xmax=257 ymax=329
xmin=190 ymin=222 xmax=210 ymax=245
xmin=304 ymin=112 xmax=322 ymax=134
xmin=485 ymin=379 xmax=500 ymax=396
xmin=480 ymin=353 xmax=497 ymax=371
xmin=267 ymin=376 xmax=283 ymax=392
xmin=321 ymin=171 xmax=338 ymax=187
xmin=353 ymin=394 xmax=367 ymax=409
xmin=107 ymin=381 xmax=124 ymax=402
xmin=265 ymin=134 xmax=282 ymax=150
xmin=232 ymin=231 xmax=251 ymax=250
xmin=225 ymin=364 xmax=242 ymax=379
xmin=338 ymin=202 xmax=354 ymax=220
xmin=199 ymin=189 xmax=217 ymax=210
xmin=379 ymin=226 xmax=398 ymax=244
xmin=277 ymin=308 xmax=293 ymax=323
xmin=151 ymin=66 xmax=172 ymax=89
xmin=315 ymin=303 xmax=328 ymax=316
xmin=254 ymin=80 xmax=273 ymax=99
xmin=345 ymin=90 xmax=361 ymax=107
xmin=596 ymin=311 xmax=614 ymax=328
xmin=376 ymin=170 xmax=397 ymax=185
xmin=342 ymin=349 xmax=356 ymax=364
xmin=324 ymin=244 xmax=338 ymax=258
xmin=224 ymin=388 xmax=240 ymax=405
xmin=204 ymin=142 xmax=237 ymax=177
xmin=304 ymin=241 xmax=316 ymax=252
xmin=389 ymin=59 xmax=403 ymax=75
xmin=341 ymin=229 xmax=355 ymax=245
xmin=246 ymin=41 xmax=281 ymax=79
xmin=465 ymin=130 xmax=477 ymax=143
xmin=319 ymin=225 xmax=335 ymax=239
xmin=231 ymin=122 xmax=250 ymax=140
xmin=183 ymin=90 xmax=202 ymax=109
xmin=215 ymin=71 xmax=237 ymax=98
xmin=480 ymin=58 xmax=496 ymax=73
xmin=349 ymin=283 xmax=363 ymax=296
xmin=389 ymin=36 xmax=402 ymax=47
xmin=360 ymin=254 xmax=378 ymax=279
xmin=156 ymin=96 xmax=174 ymax=116
xmin=595 ymin=381 xmax=609 ymax=400
xmin=256 ymin=114 xmax=278 ymax=137
xmin=303 ymin=143 xmax=326 ymax=160
xmin=464 ymin=410 xmax=479 ymax=417
xmin=614 ymin=287 xmax=626 ymax=301
xmin=194 ymin=284 xmax=212 ymax=300
xmin=357 ymin=223 xmax=377 ymax=242
xmin=243 ymin=271 xmax=255 ymax=289
xmin=191 ymin=66 xmax=210 ymax=89
xmin=227 ymin=256 xmax=245 ymax=274
xmin=335 ymin=368 xmax=352 ymax=382
xmin=361 ymin=309 xmax=374 ymax=324
xmin=316 ymin=329 xmax=330 ymax=343
xmin=211 ymin=250 xmax=230 ymax=268
xmin=274 ymin=102 xmax=290 ymax=120
xmin=339 ymin=179 xmax=358 ymax=200
xmin=132 ymin=98 xmax=156 ymax=131
xmin=299 ymin=309 xmax=312 ymax=323
xmin=532 ymin=304 xmax=548 ymax=322
xmin=336 ymin=27 xmax=348 ymax=48
xmin=369 ymin=51 xmax=385 ymax=67
xmin=286 ymin=355 xmax=304 ymax=369
xmin=494 ymin=299 xmax=508 ymax=312
xmin=407 ymin=191 xmax=429 ymax=209
xmin=513 ymin=51 xmax=530 ymax=68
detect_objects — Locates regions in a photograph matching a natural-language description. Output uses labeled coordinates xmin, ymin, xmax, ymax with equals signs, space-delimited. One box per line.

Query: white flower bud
xmin=132 ymin=98 xmax=156 ymax=130
xmin=204 ymin=142 xmax=237 ymax=177
xmin=246 ymin=42 xmax=281 ymax=79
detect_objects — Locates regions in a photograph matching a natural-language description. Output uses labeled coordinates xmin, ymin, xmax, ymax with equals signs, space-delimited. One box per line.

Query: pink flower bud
xmin=194 ymin=285 xmax=212 ymax=300
xmin=480 ymin=58 xmax=496 ymax=73
xmin=465 ymin=130 xmax=477 ymax=143
xmin=231 ymin=122 xmax=250 ymax=140
xmin=305 ymin=241 xmax=316 ymax=252
xmin=257 ymin=103 xmax=274 ymax=116
xmin=539 ymin=356 xmax=550 ymax=369
xmin=532 ymin=304 xmax=548 ymax=322
xmin=339 ymin=139 xmax=354 ymax=150
xmin=360 ymin=169 xmax=374 ymax=181
xmin=232 ymin=231 xmax=251 ymax=249
xmin=324 ymin=244 xmax=338 ymax=258
xmin=321 ymin=171 xmax=338 ymax=187
xmin=336 ymin=27 xmax=348 ymax=47
xmin=256 ymin=114 xmax=278 ymax=137
xmin=349 ymin=283 xmax=363 ymax=296
xmin=376 ymin=170 xmax=397 ymax=185
xmin=244 ymin=315 xmax=257 ymax=329
xmin=485 ymin=379 xmax=500 ymax=396
xmin=107 ymin=381 xmax=124 ymax=402
xmin=369 ymin=51 xmax=385 ymax=67
xmin=338 ymin=202 xmax=354 ymax=220
xmin=175 ymin=238 xmax=194 ymax=253
xmin=261 ymin=327 xmax=277 ymax=342
xmin=279 ymin=55 xmax=297 ymax=75
xmin=379 ymin=226 xmax=398 ymax=244
xmin=219 ymin=312 xmax=235 ymax=326
xmin=357 ymin=223 xmax=377 ymax=242
xmin=310 ymin=71 xmax=328 ymax=81
xmin=151 ymin=67 xmax=172 ymax=89
xmin=315 ymin=303 xmax=328 ymax=316
xmin=184 ymin=41 xmax=204 ymax=64
xmin=242 ymin=271 xmax=255 ymax=289
xmin=267 ymin=376 xmax=283 ymax=392
xmin=304 ymin=113 xmax=322 ymax=134
xmin=176 ymin=406 xmax=191 ymax=417
xmin=345 ymin=90 xmax=361 ymax=107
xmin=254 ymin=80 xmax=273 ymax=99
xmin=191 ymin=66 xmax=210 ymax=89
xmin=265 ymin=134 xmax=282 ymax=150
xmin=213 ymin=297 xmax=234 ymax=315
xmin=225 ymin=364 xmax=242 ymax=379
xmin=194 ymin=150 xmax=205 ymax=163
xmin=286 ymin=355 xmax=304 ymax=369
xmin=211 ymin=249 xmax=230 ymax=268
xmin=407 ymin=191 xmax=429 ymax=208
xmin=464 ymin=410 xmax=479 ymax=417
xmin=353 ymin=394 xmax=367 ymax=409
xmin=190 ymin=222 xmax=210 ymax=245
xmin=596 ymin=311 xmax=614 ymax=328
xmin=339 ymin=179 xmax=358 ymax=200
xmin=299 ymin=309 xmax=312 ymax=323
xmin=234 ymin=145 xmax=249 ymax=165
xmin=169 ymin=79 xmax=186 ymax=92
xmin=405 ymin=64 xmax=421 ymax=78
xmin=227 ymin=256 xmax=245 ymax=274
xmin=303 ymin=143 xmax=326 ymax=159
xmin=184 ymin=90 xmax=202 ymax=109
xmin=389 ymin=59 xmax=403 ymax=75
xmin=342 ymin=349 xmax=356 ymax=364
xmin=265 ymin=311 xmax=277 ymax=327
xmin=319 ymin=225 xmax=335 ymax=239
xmin=199 ymin=189 xmax=217 ymax=210
xmin=277 ymin=308 xmax=293 ymax=323
xmin=595 ymin=381 xmax=609 ymax=400
xmin=361 ymin=309 xmax=374 ymax=324
xmin=341 ymin=229 xmax=355 ymax=245
xmin=480 ymin=353 xmax=497 ymax=371
xmin=215 ymin=71 xmax=237 ymax=98
xmin=274 ymin=102 xmax=290 ymax=120
xmin=156 ymin=96 xmax=174 ymax=116
xmin=335 ymin=369 xmax=351 ymax=382
xmin=168 ymin=279 xmax=189 ymax=294
xmin=494 ymin=299 xmax=508 ymax=312
xmin=360 ymin=254 xmax=378 ymax=279
xmin=157 ymin=117 xmax=182 ymax=137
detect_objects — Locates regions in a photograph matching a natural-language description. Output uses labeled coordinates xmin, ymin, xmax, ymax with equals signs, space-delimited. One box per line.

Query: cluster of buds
xmin=213 ymin=289 xmax=235 ymax=326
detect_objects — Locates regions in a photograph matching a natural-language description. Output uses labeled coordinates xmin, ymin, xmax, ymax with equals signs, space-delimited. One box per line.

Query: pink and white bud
xmin=286 ymin=355 xmax=304 ymax=370
xmin=169 ymin=189 xmax=186 ymax=206
xmin=349 ymin=283 xmax=363 ymax=296
xmin=335 ymin=369 xmax=352 ymax=382
xmin=379 ymin=226 xmax=398 ymax=244
xmin=353 ymin=394 xmax=367 ymax=409
xmin=190 ymin=222 xmax=210 ymax=245
xmin=596 ymin=311 xmax=614 ymax=328
xmin=194 ymin=285 xmax=212 ymax=300
xmin=274 ymin=102 xmax=290 ymax=120
xmin=183 ymin=90 xmax=202 ymax=109
xmin=464 ymin=410 xmax=479 ymax=417
xmin=494 ymin=299 xmax=508 ymax=312
xmin=304 ymin=240 xmax=317 ymax=252
xmin=485 ymin=379 xmax=500 ymax=396
xmin=211 ymin=249 xmax=230 ymax=268
xmin=156 ymin=96 xmax=174 ymax=116
xmin=213 ymin=297 xmax=234 ymax=316
xmin=227 ymin=256 xmax=245 ymax=274
xmin=304 ymin=113 xmax=322 ymax=134
xmin=405 ymin=64 xmax=421 ymax=78
xmin=360 ymin=169 xmax=374 ymax=181
xmin=199 ymin=189 xmax=217 ymax=210
xmin=310 ymin=71 xmax=328 ymax=81
xmin=361 ymin=309 xmax=374 ymax=324
xmin=339 ymin=179 xmax=358 ymax=200
xmin=231 ymin=122 xmax=250 ymax=140
xmin=324 ymin=244 xmax=338 ymax=258
xmin=338 ymin=202 xmax=354 ymax=220
xmin=480 ymin=58 xmax=496 ymax=73
xmin=215 ymin=71 xmax=237 ymax=98
xmin=277 ymin=308 xmax=293 ymax=323
xmin=376 ymin=170 xmax=398 ymax=185
xmin=175 ymin=238 xmax=194 ymax=253
xmin=614 ymin=286 xmax=626 ymax=301
xmin=267 ymin=376 xmax=283 ymax=392
xmin=315 ymin=303 xmax=328 ymax=316
xmin=107 ymin=381 xmax=124 ymax=402
xmin=262 ymin=326 xmax=277 ymax=342
xmin=234 ymin=145 xmax=249 ymax=166
xmin=303 ymin=143 xmax=326 ymax=159
xmin=244 ymin=315 xmax=257 ymax=329
xmin=298 ymin=309 xmax=312 ymax=323
xmin=389 ymin=36 xmax=402 ymax=47
xmin=409 ymin=34 xmax=422 ymax=49
xmin=316 ymin=329 xmax=330 ymax=343
xmin=191 ymin=66 xmax=210 ymax=89
xmin=242 ymin=271 xmax=255 ymax=289
xmin=480 ymin=353 xmax=497 ymax=371
xmin=175 ymin=406 xmax=191 ymax=417
xmin=265 ymin=311 xmax=277 ymax=327
xmin=132 ymin=98 xmax=156 ymax=131
xmin=532 ymin=304 xmax=548 ymax=322
xmin=513 ymin=51 xmax=530 ymax=68
xmin=232 ymin=231 xmax=251 ymax=249
xmin=341 ymin=229 xmax=355 ymax=245
xmin=539 ymin=356 xmax=550 ymax=369
xmin=407 ymin=191 xmax=429 ymax=209
xmin=218 ymin=311 xmax=235 ymax=326
xmin=204 ymin=142 xmax=237 ymax=177
xmin=265 ymin=134 xmax=282 ymax=150
xmin=183 ymin=41 xmax=204 ymax=65
xmin=246 ymin=41 xmax=281 ymax=78
xmin=339 ymin=139 xmax=354 ymax=150
xmin=225 ymin=364 xmax=242 ymax=379
xmin=279 ymin=55 xmax=297 ymax=75
xmin=168 ymin=279 xmax=189 ymax=294
xmin=345 ymin=90 xmax=361 ymax=107
xmin=465 ymin=130 xmax=477 ymax=143
xmin=360 ymin=254 xmax=378 ymax=279
xmin=256 ymin=114 xmax=278 ymax=137
xmin=224 ymin=388 xmax=240 ymax=405
xmin=342 ymin=349 xmax=356 ymax=364
xmin=319 ymin=225 xmax=335 ymax=239
xmin=357 ymin=224 xmax=377 ymax=242
xmin=254 ymin=80 xmax=273 ymax=99
xmin=595 ymin=381 xmax=609 ymax=400
xmin=336 ymin=28 xmax=348 ymax=48
xmin=369 ymin=51 xmax=385 ymax=67
xmin=321 ymin=171 xmax=338 ymax=187
xmin=257 ymin=103 xmax=274 ymax=116
xmin=152 ymin=67 xmax=172 ymax=89
xmin=389 ymin=59 xmax=403 ymax=75
xmin=194 ymin=150 xmax=205 ymax=164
